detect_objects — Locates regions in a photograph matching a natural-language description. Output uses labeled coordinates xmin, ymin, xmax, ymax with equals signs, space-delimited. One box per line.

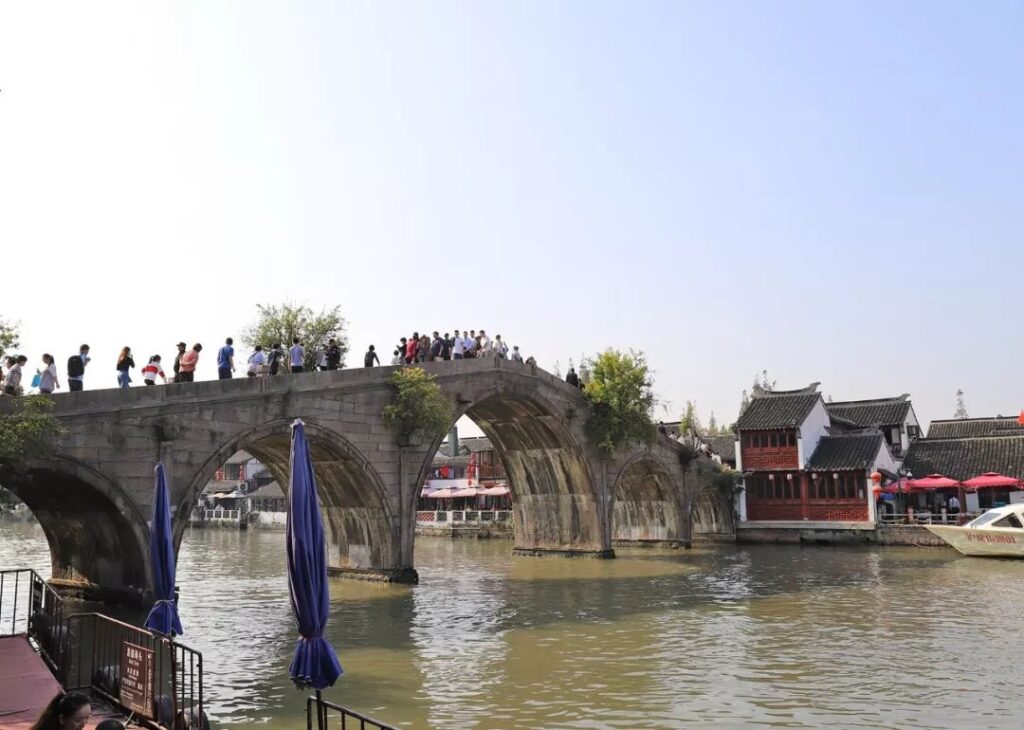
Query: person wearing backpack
xmin=67 ymin=345 xmax=90 ymax=392
xmin=325 ymin=339 xmax=342 ymax=370
xmin=268 ymin=343 xmax=284 ymax=376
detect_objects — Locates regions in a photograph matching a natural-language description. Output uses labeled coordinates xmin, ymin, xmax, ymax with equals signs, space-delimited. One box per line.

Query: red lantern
xmin=872 ymin=486 xmax=882 ymax=495
xmin=1018 ymin=410 xmax=1024 ymax=427
xmin=870 ymin=471 xmax=883 ymax=485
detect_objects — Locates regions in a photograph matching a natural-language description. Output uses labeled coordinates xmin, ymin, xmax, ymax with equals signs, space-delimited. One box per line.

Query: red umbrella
xmin=962 ymin=472 xmax=1021 ymax=489
xmin=906 ymin=474 xmax=960 ymax=490
xmin=881 ymin=479 xmax=911 ymax=494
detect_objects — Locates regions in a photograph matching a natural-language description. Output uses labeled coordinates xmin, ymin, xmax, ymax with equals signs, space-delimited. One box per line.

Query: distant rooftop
xmin=737 ymin=384 xmax=821 ymax=430
xmin=826 ymin=396 xmax=912 ymax=427
xmin=904 ymin=435 xmax=1024 ymax=481
xmin=927 ymin=417 xmax=1024 ymax=439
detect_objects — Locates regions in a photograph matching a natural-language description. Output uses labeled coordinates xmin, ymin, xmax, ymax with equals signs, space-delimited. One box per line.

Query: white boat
xmin=926 ymin=504 xmax=1024 ymax=557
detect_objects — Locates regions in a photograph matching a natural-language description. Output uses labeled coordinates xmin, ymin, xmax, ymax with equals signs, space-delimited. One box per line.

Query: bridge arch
xmin=410 ymin=376 xmax=608 ymax=557
xmin=179 ymin=419 xmax=398 ymax=577
xmin=2 ymin=457 xmax=151 ymax=603
xmin=611 ymin=452 xmax=687 ymax=546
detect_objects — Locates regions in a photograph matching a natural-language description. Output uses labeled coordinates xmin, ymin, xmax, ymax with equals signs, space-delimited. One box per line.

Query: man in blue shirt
xmin=217 ymin=338 xmax=235 ymax=380
xmin=289 ymin=337 xmax=305 ymax=374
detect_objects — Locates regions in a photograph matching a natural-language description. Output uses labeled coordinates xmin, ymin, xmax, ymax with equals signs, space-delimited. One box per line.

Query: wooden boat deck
xmin=0 ymin=634 xmax=131 ymax=729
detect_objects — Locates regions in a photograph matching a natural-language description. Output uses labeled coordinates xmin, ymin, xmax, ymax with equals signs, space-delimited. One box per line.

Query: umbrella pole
xmin=316 ymin=689 xmax=325 ymax=730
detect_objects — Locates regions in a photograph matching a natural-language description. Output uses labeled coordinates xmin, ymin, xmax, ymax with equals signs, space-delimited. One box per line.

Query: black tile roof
xmin=826 ymin=397 xmax=911 ymax=427
xmin=439 ymin=436 xmax=493 ymax=457
xmin=807 ymin=432 xmax=886 ymax=471
xmin=903 ymin=436 xmax=1024 ymax=481
xmin=709 ymin=435 xmax=736 ymax=461
xmin=737 ymin=392 xmax=821 ymax=430
xmin=926 ymin=418 xmax=1024 ymax=439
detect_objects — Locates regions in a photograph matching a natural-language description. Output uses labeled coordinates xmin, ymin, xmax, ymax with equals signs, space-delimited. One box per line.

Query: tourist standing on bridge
xmin=511 ymin=345 xmax=523 ymax=363
xmin=391 ymin=348 xmax=403 ymax=365
xmin=66 ymin=344 xmax=90 ymax=391
xmin=405 ymin=332 xmax=419 ymax=364
xmin=565 ymin=367 xmax=579 ymax=388
xmin=325 ymin=338 xmax=342 ymax=370
xmin=217 ymin=337 xmax=235 ymax=379
xmin=171 ymin=342 xmax=187 ymax=382
xmin=493 ymin=334 xmax=507 ymax=359
xmin=364 ymin=345 xmax=380 ymax=367
xmin=178 ymin=343 xmax=202 ymax=383
xmin=38 ymin=354 xmax=59 ymax=394
xmin=479 ymin=330 xmax=491 ymax=356
xmin=267 ymin=343 xmax=284 ymax=375
xmin=464 ymin=331 xmax=477 ymax=358
xmin=142 ymin=355 xmax=167 ymax=385
xmin=3 ymin=355 xmax=26 ymax=395
xmin=441 ymin=333 xmax=452 ymax=360
xmin=289 ymin=337 xmax=305 ymax=373
xmin=247 ymin=345 xmax=266 ymax=376
xmin=116 ymin=347 xmax=134 ymax=389
xmin=452 ymin=332 xmax=465 ymax=359
xmin=417 ymin=334 xmax=430 ymax=363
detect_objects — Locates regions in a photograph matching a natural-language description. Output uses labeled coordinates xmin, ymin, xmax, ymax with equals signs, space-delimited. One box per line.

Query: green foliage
xmin=583 ymin=349 xmax=657 ymax=454
xmin=0 ymin=317 xmax=19 ymax=361
xmin=0 ymin=396 xmax=63 ymax=473
xmin=680 ymin=400 xmax=703 ymax=436
xmin=382 ymin=367 xmax=454 ymax=444
xmin=242 ymin=302 xmax=348 ymax=371
xmin=712 ymin=467 xmax=741 ymax=496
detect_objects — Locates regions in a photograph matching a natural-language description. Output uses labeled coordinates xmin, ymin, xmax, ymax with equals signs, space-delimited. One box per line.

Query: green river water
xmin=2 ymin=522 xmax=1022 ymax=729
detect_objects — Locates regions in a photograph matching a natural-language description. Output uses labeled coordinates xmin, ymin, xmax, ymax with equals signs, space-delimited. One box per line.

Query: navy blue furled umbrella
xmin=144 ymin=462 xmax=183 ymax=637
xmin=287 ymin=419 xmax=343 ymax=693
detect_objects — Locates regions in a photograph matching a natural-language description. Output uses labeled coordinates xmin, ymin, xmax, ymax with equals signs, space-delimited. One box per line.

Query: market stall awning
xmin=906 ymin=474 xmax=960 ymax=490
xmin=425 ymin=488 xmax=457 ymax=499
xmin=450 ymin=488 xmax=479 ymax=498
xmin=962 ymin=472 xmax=1021 ymax=489
xmin=478 ymin=486 xmax=510 ymax=496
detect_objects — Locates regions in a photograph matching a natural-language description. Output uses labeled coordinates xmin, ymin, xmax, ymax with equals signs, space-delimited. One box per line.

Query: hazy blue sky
xmin=1 ymin=1 xmax=1021 ymax=430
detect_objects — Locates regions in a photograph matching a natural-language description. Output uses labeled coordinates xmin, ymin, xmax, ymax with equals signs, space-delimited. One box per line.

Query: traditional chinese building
xmin=825 ymin=395 xmax=921 ymax=466
xmin=904 ymin=416 xmax=1024 ymax=511
xmin=736 ymin=384 xmax=898 ymax=525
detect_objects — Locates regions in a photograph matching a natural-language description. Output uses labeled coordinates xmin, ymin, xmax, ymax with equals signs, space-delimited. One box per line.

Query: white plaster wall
xmin=797 ymin=399 xmax=830 ymax=468
xmin=867 ymin=440 xmax=898 ymax=524
xmin=902 ymin=405 xmax=921 ymax=453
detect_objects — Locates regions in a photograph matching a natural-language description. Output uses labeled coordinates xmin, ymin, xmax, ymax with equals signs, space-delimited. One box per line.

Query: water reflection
xmin=3 ymin=521 xmax=1024 ymax=728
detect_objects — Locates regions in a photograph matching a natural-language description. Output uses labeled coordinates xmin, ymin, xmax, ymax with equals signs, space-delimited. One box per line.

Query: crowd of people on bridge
xmin=388 ymin=330 xmax=530 ymax=366
xmin=0 ymin=330 xmax=544 ymax=395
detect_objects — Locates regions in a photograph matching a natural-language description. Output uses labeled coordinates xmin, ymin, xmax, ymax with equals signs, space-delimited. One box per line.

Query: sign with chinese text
xmin=120 ymin=641 xmax=155 ymax=718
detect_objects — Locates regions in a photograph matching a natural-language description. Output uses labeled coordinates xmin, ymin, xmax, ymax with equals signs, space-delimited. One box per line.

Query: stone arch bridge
xmin=3 ymin=359 xmax=714 ymax=605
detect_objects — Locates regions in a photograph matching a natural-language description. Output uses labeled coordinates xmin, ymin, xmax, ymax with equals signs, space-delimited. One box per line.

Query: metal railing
xmin=204 ymin=508 xmax=242 ymax=521
xmin=0 ymin=568 xmax=67 ymax=677
xmin=307 ymin=696 xmax=397 ymax=730
xmin=65 ymin=612 xmax=204 ymax=729
xmin=878 ymin=511 xmax=976 ymax=526
xmin=416 ymin=510 xmax=513 ymax=525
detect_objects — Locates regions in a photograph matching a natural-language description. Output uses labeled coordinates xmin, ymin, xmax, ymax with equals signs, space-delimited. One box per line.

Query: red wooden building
xmin=736 ymin=385 xmax=898 ymax=524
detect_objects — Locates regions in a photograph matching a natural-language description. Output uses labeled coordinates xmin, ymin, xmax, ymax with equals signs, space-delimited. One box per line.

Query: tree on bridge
xmin=242 ymin=302 xmax=349 ymax=371
xmin=583 ymin=349 xmax=657 ymax=454
xmin=382 ymin=367 xmax=453 ymax=445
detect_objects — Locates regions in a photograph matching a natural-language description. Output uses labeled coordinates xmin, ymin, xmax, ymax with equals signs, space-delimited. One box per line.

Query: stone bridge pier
xmin=2 ymin=359 xmax=714 ymax=605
